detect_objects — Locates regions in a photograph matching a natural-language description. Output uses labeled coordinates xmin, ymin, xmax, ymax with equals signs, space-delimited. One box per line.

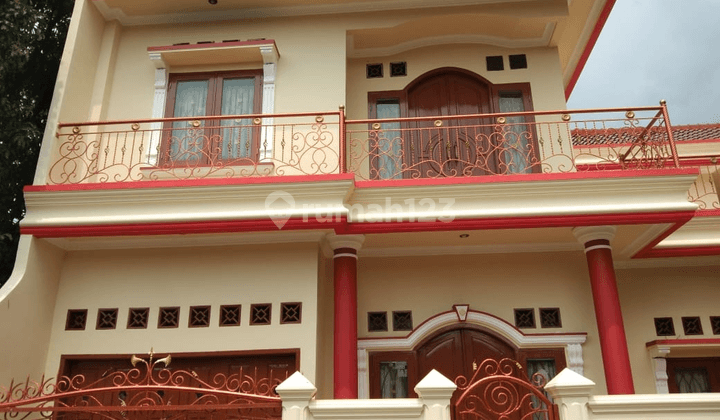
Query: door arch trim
xmin=357 ymin=309 xmax=586 ymax=398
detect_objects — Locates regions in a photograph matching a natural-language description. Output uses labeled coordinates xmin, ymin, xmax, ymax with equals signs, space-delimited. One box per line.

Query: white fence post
xmin=414 ymin=369 xmax=457 ymax=420
xmin=276 ymin=372 xmax=317 ymax=420
xmin=545 ymin=368 xmax=595 ymax=420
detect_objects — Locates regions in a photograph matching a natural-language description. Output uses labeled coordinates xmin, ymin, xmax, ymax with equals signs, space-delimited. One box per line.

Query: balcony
xmin=46 ymin=104 xmax=719 ymax=208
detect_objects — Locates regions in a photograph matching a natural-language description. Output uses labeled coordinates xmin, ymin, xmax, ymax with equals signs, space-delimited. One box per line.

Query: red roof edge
xmin=565 ymin=0 xmax=617 ymax=100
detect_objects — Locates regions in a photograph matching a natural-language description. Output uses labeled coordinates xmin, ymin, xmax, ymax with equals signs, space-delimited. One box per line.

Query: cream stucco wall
xmin=356 ymin=251 xmax=608 ymax=394
xmin=346 ymin=44 xmax=567 ymax=121
xmin=43 ymin=243 xmax=321 ymax=384
xmin=0 ymin=237 xmax=65 ymax=387
xmin=617 ymin=265 xmax=720 ymax=394
xmin=104 ymin=17 xmax=347 ymax=122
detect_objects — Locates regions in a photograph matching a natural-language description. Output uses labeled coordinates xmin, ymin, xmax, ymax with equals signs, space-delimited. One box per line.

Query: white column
xmin=566 ymin=343 xmax=585 ymax=376
xmin=649 ymin=346 xmax=671 ymax=394
xmin=414 ymin=370 xmax=456 ymax=420
xmin=276 ymin=371 xmax=316 ymax=420
xmin=148 ymin=53 xmax=168 ymax=166
xmin=260 ymin=45 xmax=279 ymax=161
xmin=545 ymin=368 xmax=595 ymax=420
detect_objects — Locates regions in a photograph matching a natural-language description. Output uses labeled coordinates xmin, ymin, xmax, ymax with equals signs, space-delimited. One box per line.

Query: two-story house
xmin=1 ymin=1 xmax=719 ymax=416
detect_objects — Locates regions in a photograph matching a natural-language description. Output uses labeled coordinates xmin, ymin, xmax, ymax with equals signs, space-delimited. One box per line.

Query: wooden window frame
xmin=667 ymin=357 xmax=720 ymax=393
xmin=161 ymin=70 xmax=263 ymax=164
xmin=369 ymin=351 xmax=419 ymax=398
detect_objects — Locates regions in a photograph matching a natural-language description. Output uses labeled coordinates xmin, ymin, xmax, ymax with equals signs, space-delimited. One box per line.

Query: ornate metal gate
xmin=453 ymin=358 xmax=558 ymax=420
xmin=0 ymin=353 xmax=282 ymax=420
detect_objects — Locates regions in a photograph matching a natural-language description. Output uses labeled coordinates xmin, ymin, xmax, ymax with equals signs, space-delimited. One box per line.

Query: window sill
xmin=647 ymin=338 xmax=720 ymax=358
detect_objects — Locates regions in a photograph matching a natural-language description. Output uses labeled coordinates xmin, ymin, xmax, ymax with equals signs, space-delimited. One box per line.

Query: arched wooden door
xmin=417 ymin=328 xmax=517 ymax=388
xmin=405 ymin=70 xmax=496 ymax=177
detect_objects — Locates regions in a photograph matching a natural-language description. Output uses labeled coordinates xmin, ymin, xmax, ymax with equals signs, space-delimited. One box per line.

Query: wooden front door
xmin=417 ymin=328 xmax=517 ymax=385
xmin=406 ymin=71 xmax=496 ymax=177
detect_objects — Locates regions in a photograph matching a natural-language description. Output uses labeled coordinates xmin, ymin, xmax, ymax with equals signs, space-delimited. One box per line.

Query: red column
xmin=574 ymin=226 xmax=635 ymax=394
xmin=329 ymin=234 xmax=364 ymax=399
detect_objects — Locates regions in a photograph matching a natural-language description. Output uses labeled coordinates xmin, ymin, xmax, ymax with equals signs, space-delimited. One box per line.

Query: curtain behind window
xmin=171 ymin=80 xmax=209 ymax=163
xmin=220 ymin=78 xmax=255 ymax=160
xmin=498 ymin=94 xmax=531 ymax=174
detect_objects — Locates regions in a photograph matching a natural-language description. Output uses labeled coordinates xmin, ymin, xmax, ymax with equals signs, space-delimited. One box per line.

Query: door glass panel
xmin=171 ymin=80 xmax=209 ymax=162
xmin=527 ymin=359 xmax=556 ymax=420
xmin=675 ymin=368 xmax=711 ymax=393
xmin=220 ymin=78 xmax=255 ymax=160
xmin=376 ymin=100 xmax=402 ymax=179
xmin=380 ymin=361 xmax=408 ymax=398
xmin=498 ymin=93 xmax=531 ymax=174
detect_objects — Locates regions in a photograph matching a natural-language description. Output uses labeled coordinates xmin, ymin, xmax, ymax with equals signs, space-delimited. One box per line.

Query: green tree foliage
xmin=0 ymin=0 xmax=73 ymax=286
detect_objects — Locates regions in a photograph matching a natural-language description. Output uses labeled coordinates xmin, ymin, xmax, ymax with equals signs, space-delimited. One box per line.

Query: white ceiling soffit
xmin=347 ymin=22 xmax=556 ymax=58
xmin=92 ymin=0 xmax=538 ymax=26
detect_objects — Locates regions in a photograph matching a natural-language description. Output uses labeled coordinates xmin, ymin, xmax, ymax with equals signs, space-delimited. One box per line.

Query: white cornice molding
xmin=654 ymin=215 xmax=720 ymax=248
xmin=348 ymin=23 xmax=556 ymax=58
xmin=617 ymin=223 xmax=672 ymax=259
xmin=23 ymin=179 xmax=354 ymax=227
xmin=587 ymin=393 xmax=720 ymax=414
xmin=562 ymin=0 xmax=606 ymax=87
xmin=348 ymin=174 xmax=698 ymax=223
xmin=93 ymin=0 xmax=537 ymax=26
xmin=309 ymin=399 xmax=424 ymax=419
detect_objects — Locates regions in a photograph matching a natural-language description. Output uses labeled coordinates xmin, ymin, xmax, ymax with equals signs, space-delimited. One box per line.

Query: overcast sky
xmin=567 ymin=0 xmax=720 ymax=125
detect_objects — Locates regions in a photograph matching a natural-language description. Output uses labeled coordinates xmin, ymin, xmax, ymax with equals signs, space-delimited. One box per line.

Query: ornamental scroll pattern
xmin=48 ymin=114 xmax=339 ymax=184
xmin=453 ymin=358 xmax=558 ymax=420
xmin=348 ymin=109 xmax=675 ymax=180
xmin=0 ymin=353 xmax=284 ymax=420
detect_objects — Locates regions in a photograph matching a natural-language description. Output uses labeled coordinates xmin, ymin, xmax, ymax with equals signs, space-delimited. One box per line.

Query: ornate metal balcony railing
xmin=47 ymin=103 xmax=720 ymax=189
xmin=347 ymin=105 xmax=681 ymax=180
xmin=50 ymin=112 xmax=341 ymax=184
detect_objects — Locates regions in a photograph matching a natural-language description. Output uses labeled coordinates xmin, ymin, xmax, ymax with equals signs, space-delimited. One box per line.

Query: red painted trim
xmin=584 ymin=245 xmax=635 ymax=394
xmin=354 ymin=168 xmax=698 ymax=189
xmin=646 ymin=339 xmax=720 ymax=348
xmin=565 ymin=0 xmax=617 ymax=99
xmin=339 ymin=211 xmax=695 ymax=235
xmin=642 ymin=245 xmax=720 ymax=258
xmin=24 ymin=173 xmax=354 ymax=192
xmin=22 ymin=211 xmax=695 ymax=239
xmin=631 ymin=221 xmax=686 ymax=259
xmin=147 ymin=39 xmax=277 ymax=52
xmin=696 ymin=209 xmax=720 ymax=217
xmin=334 ymin=253 xmax=358 ymax=399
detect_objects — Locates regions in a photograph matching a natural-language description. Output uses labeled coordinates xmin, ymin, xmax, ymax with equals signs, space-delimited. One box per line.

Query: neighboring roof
xmin=572 ymin=123 xmax=720 ymax=146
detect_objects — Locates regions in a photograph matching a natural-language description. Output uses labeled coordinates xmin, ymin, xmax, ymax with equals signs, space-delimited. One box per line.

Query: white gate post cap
xmin=414 ymin=369 xmax=457 ymax=399
xmin=276 ymin=371 xmax=317 ymax=400
xmin=545 ymin=368 xmax=595 ymax=398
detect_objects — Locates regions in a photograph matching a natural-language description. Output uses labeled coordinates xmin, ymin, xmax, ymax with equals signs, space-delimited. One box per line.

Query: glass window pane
xmin=527 ymin=359 xmax=556 ymax=420
xmin=220 ymin=78 xmax=255 ymax=160
xmin=675 ymin=368 xmax=710 ymax=393
xmin=380 ymin=361 xmax=408 ymax=398
xmin=376 ymin=101 xmax=402 ymax=180
xmin=498 ymin=92 xmax=531 ymax=174
xmin=171 ymin=80 xmax=209 ymax=163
